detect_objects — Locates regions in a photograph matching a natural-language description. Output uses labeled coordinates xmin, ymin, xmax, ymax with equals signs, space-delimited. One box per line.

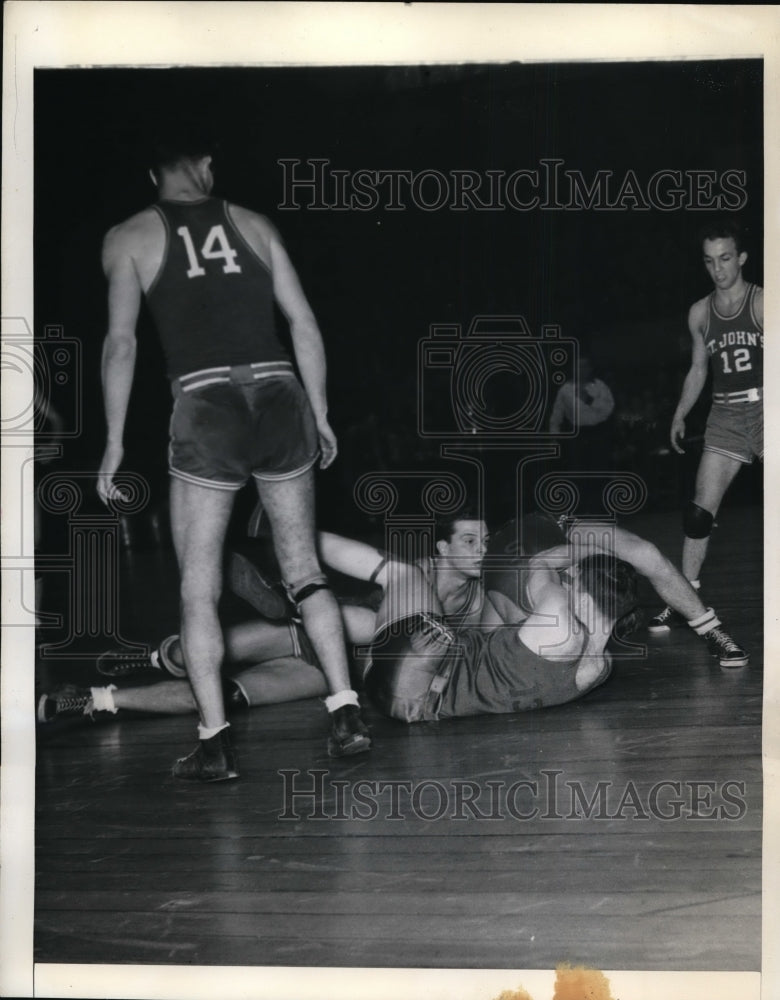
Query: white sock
xmin=324 ymin=689 xmax=360 ymax=713
xmin=149 ymin=649 xmax=162 ymax=669
xmin=688 ymin=579 xmax=701 ymax=590
xmin=687 ymin=607 xmax=721 ymax=635
xmin=90 ymin=685 xmax=118 ymax=714
xmin=198 ymin=721 xmax=230 ymax=740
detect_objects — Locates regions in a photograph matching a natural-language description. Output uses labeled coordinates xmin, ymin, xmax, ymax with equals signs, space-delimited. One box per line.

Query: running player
xmin=648 ymin=220 xmax=762 ymax=639
xmin=95 ymin=126 xmax=369 ymax=780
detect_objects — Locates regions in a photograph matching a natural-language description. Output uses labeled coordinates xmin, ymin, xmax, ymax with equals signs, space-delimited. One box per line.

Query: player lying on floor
xmin=37 ymin=506 xmax=493 ymax=732
xmin=37 ymin=515 xmax=747 ymax=727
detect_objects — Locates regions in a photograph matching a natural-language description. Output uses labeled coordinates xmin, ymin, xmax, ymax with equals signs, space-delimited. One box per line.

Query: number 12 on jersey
xmin=720 ymin=348 xmax=752 ymax=374
xmin=177 ymin=225 xmax=242 ymax=277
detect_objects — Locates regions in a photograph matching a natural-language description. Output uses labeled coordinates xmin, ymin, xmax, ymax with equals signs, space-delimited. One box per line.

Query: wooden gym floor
xmin=33 ymin=506 xmax=763 ymax=973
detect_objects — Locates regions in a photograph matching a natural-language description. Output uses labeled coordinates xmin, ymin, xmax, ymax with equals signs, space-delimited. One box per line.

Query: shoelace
xmin=707 ymin=627 xmax=740 ymax=652
xmin=56 ymin=694 xmax=90 ymax=714
xmin=102 ymin=655 xmax=148 ymax=674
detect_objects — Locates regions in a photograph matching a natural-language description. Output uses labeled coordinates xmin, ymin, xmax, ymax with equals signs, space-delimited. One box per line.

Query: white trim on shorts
xmin=251 ymin=452 xmax=319 ymax=483
xmin=702 ymin=444 xmax=754 ymax=466
xmin=176 ymin=361 xmax=295 ymax=393
xmin=168 ymin=467 xmax=244 ymax=491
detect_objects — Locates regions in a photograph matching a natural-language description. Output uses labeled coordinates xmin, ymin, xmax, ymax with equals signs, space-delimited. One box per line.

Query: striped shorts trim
xmin=175 ymin=361 xmax=295 ymax=393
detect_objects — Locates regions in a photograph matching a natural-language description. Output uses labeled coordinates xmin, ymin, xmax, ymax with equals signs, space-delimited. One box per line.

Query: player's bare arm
xmin=754 ymin=285 xmax=764 ymax=327
xmin=317 ymin=531 xmax=390 ymax=586
xmin=97 ymin=223 xmax=145 ymax=504
xmin=232 ymin=206 xmax=337 ymax=468
xmin=516 ymin=584 xmax=577 ymax=660
xmin=670 ymin=299 xmax=709 ymax=454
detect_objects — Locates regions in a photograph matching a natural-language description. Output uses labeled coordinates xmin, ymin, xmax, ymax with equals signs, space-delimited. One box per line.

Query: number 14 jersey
xmin=147 ymin=198 xmax=290 ymax=380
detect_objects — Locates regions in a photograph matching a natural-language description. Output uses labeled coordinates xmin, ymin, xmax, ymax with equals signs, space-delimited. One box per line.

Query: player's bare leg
xmin=255 ymin=469 xmax=371 ymax=755
xmin=168 ymin=477 xmax=239 ymax=780
xmin=680 ymin=449 xmax=742 ymax=583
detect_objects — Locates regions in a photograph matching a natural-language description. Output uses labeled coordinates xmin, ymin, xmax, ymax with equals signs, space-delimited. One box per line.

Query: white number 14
xmin=177 ymin=225 xmax=242 ymax=277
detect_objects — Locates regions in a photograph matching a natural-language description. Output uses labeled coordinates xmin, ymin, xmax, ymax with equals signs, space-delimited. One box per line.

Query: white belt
xmin=712 ymin=387 xmax=762 ymax=404
xmin=175 ymin=360 xmax=294 ymax=393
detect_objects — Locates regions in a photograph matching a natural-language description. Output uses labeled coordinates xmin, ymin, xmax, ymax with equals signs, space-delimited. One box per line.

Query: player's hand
xmin=97 ymin=443 xmax=128 ymax=504
xmin=670 ymin=415 xmax=686 ymax=454
xmin=316 ymin=419 xmax=338 ymax=469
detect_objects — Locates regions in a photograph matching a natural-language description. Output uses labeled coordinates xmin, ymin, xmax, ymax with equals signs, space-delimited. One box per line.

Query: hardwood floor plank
xmin=34 ymin=506 xmax=764 ymax=971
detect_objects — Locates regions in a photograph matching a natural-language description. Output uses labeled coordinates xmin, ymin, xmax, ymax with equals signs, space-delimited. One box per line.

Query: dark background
xmin=33 ymin=60 xmax=763 ymax=537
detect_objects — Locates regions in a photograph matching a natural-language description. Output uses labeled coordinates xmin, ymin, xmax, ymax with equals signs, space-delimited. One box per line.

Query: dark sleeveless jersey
xmin=416 ymin=555 xmax=485 ymax=628
xmin=435 ymin=626 xmax=608 ymax=719
xmin=146 ymin=199 xmax=291 ymax=379
xmin=703 ymin=283 xmax=763 ymax=393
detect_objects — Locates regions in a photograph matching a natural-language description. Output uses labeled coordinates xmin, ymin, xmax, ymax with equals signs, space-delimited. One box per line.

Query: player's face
xmin=703 ymin=237 xmax=747 ymax=292
xmin=437 ymin=520 xmax=489 ymax=577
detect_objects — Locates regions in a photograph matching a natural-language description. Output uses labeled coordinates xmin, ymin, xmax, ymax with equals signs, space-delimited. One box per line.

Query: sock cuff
xmin=158 ymin=635 xmax=187 ymax=678
xmin=324 ymin=689 xmax=360 ymax=713
xmin=688 ymin=607 xmax=721 ymax=635
xmin=198 ymin=721 xmax=230 ymax=740
xmin=90 ymin=685 xmax=118 ymax=714
xmin=688 ymin=579 xmax=701 ymax=590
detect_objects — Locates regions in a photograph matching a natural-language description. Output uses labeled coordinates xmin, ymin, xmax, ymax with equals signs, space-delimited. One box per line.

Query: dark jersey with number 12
xmin=703 ymin=282 xmax=763 ymax=394
xmin=147 ymin=198 xmax=290 ymax=379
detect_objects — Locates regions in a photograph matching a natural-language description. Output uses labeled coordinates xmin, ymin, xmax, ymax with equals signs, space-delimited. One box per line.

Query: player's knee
xmin=284 ymin=572 xmax=332 ymax=610
xmin=683 ymin=502 xmax=714 ymax=540
xmin=179 ymin=570 xmax=221 ymax=608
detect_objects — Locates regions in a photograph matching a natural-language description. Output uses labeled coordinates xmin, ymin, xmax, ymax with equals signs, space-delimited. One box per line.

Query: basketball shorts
xmin=168 ymin=367 xmax=319 ymax=490
xmin=703 ymin=400 xmax=763 ymax=464
xmin=364 ymin=614 xmax=458 ymax=723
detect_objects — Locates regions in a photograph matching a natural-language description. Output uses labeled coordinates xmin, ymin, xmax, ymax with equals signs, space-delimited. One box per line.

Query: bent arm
xmin=317 ymin=531 xmax=389 ymax=586
xmin=480 ymin=545 xmax=573 ymax=629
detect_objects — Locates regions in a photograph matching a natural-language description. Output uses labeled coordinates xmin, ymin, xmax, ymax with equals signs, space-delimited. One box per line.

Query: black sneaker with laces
xmin=37 ymin=686 xmax=94 ymax=723
xmin=647 ymin=605 xmax=685 ymax=633
xmin=172 ymin=729 xmax=240 ymax=782
xmin=96 ymin=636 xmax=187 ymax=679
xmin=328 ymin=704 xmax=372 ymax=758
xmin=96 ymin=648 xmax=157 ymax=679
xmin=703 ymin=626 xmax=749 ymax=668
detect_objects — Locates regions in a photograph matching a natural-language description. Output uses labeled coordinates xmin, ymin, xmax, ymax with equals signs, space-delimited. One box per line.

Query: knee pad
xmin=284 ymin=573 xmax=331 ymax=610
xmin=683 ymin=502 xmax=714 ymax=540
xmin=224 ymin=678 xmax=250 ymax=712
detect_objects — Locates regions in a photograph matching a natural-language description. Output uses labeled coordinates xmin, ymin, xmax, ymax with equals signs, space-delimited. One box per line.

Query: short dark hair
xmin=698 ymin=219 xmax=746 ymax=255
xmin=434 ymin=504 xmax=484 ymax=544
xmin=578 ymin=554 xmax=638 ymax=622
xmin=148 ymin=123 xmax=217 ymax=175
